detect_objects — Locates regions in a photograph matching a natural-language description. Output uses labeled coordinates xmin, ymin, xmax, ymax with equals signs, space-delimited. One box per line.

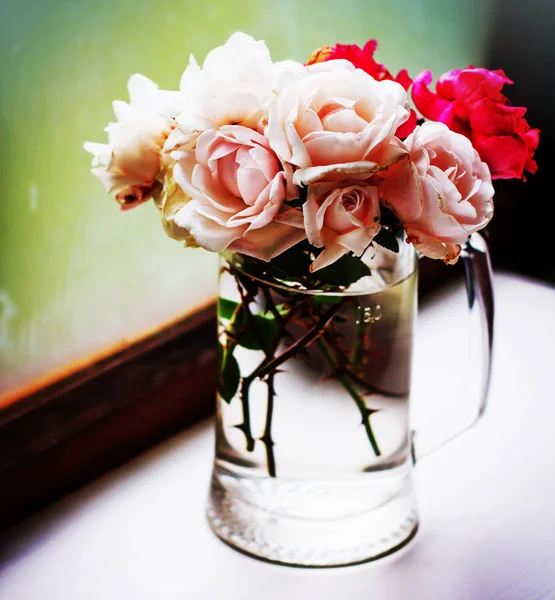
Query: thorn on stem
xmin=259 ymin=434 xmax=275 ymax=448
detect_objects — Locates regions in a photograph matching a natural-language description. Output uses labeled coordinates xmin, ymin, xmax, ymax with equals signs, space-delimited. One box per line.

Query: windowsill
xmin=2 ymin=273 xmax=554 ymax=598
xmin=0 ymin=301 xmax=218 ymax=529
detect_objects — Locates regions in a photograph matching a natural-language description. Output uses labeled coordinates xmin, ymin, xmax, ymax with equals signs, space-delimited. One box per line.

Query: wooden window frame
xmin=0 ymin=301 xmax=217 ymax=531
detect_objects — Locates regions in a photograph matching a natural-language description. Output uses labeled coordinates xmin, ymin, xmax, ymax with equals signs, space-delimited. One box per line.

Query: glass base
xmin=206 ymin=466 xmax=419 ymax=568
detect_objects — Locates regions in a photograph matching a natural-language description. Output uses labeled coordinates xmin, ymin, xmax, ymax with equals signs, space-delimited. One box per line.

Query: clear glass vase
xmin=207 ymin=233 xmax=493 ymax=567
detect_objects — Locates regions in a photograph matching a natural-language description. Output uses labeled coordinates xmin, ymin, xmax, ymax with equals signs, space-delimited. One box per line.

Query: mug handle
xmin=412 ymin=232 xmax=494 ymax=461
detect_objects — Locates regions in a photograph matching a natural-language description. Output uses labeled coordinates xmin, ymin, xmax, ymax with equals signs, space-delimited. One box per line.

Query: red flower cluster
xmin=412 ymin=68 xmax=539 ymax=180
xmin=309 ymin=40 xmax=417 ymax=139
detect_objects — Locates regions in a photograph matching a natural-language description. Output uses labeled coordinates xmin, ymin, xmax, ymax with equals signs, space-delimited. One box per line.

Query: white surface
xmin=2 ymin=273 xmax=555 ymax=600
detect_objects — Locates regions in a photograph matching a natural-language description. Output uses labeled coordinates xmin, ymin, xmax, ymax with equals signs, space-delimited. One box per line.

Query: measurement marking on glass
xmin=356 ymin=305 xmax=382 ymax=324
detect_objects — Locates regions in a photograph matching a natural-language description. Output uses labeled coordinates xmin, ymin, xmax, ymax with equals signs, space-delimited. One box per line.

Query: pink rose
xmin=266 ymin=61 xmax=410 ymax=186
xmin=381 ymin=122 xmax=494 ymax=263
xmin=316 ymin=39 xmax=417 ymax=138
xmin=303 ymin=180 xmax=381 ymax=271
xmin=412 ymin=67 xmax=540 ymax=180
xmin=173 ymin=125 xmax=305 ymax=260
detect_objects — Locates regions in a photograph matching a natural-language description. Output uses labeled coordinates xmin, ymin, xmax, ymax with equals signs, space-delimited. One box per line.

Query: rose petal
xmin=472 ymin=134 xmax=527 ymax=180
xmin=229 ymin=221 xmax=306 ymax=261
xmin=310 ymin=243 xmax=349 ymax=272
xmin=395 ymin=109 xmax=417 ymax=139
xmin=164 ymin=127 xmax=197 ymax=153
xmin=381 ymin=158 xmax=423 ymax=222
xmin=286 ymin=122 xmax=312 ymax=168
xmin=174 ymin=200 xmax=246 ymax=252
xmin=406 ymin=227 xmax=461 ymax=264
xmin=336 ymin=224 xmax=379 ymax=256
xmin=274 ymin=207 xmax=305 ymax=228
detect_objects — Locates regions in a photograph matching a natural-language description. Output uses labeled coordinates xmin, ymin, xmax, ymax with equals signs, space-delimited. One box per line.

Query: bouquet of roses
xmin=85 ymin=33 xmax=538 ymax=482
xmin=85 ymin=32 xmax=539 ymax=276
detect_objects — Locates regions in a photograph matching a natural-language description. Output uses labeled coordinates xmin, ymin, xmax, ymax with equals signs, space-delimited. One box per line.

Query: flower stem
xmin=316 ymin=338 xmax=381 ymax=457
xmin=238 ymin=374 xmax=256 ymax=452
xmin=323 ymin=330 xmax=403 ymax=399
xmin=261 ymin=286 xmax=285 ymax=324
xmin=235 ymin=275 xmax=270 ymax=353
xmin=255 ymin=299 xmax=347 ymax=380
xmin=351 ymin=302 xmax=368 ymax=368
xmin=260 ymin=373 xmax=276 ymax=477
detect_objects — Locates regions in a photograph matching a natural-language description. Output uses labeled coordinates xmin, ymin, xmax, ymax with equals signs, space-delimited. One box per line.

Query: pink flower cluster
xmin=85 ymin=34 xmax=538 ymax=271
xmin=412 ymin=68 xmax=539 ymax=180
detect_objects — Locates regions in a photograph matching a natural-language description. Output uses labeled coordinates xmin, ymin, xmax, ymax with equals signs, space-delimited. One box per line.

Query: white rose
xmin=84 ymin=74 xmax=173 ymax=209
xmin=153 ymin=33 xmax=275 ymax=155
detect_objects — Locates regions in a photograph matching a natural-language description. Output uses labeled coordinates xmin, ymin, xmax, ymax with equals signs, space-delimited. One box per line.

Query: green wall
xmin=0 ymin=0 xmax=494 ymax=395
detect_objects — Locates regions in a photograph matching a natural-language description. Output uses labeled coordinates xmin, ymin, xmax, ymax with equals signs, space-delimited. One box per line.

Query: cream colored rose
xmin=303 ymin=180 xmax=381 ymax=271
xmin=154 ymin=171 xmax=197 ymax=247
xmin=381 ymin=122 xmax=494 ymax=263
xmin=84 ymin=74 xmax=173 ymax=209
xmin=153 ymin=33 xmax=276 ymax=155
xmin=266 ymin=60 xmax=410 ymax=186
xmin=172 ymin=125 xmax=305 ymax=260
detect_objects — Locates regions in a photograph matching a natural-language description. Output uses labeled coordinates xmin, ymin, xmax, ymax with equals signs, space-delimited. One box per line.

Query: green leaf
xmin=274 ymin=303 xmax=289 ymax=316
xmin=312 ymin=295 xmax=344 ymax=306
xmin=315 ymin=253 xmax=371 ymax=288
xmin=236 ymin=315 xmax=278 ymax=352
xmin=267 ymin=240 xmax=313 ymax=280
xmin=217 ymin=345 xmax=240 ymax=403
xmin=218 ymin=298 xmax=240 ymax=321
xmin=234 ymin=269 xmax=260 ymax=298
xmin=231 ymin=240 xmax=371 ymax=292
xmin=219 ymin=295 xmax=279 ymax=352
xmin=373 ymin=228 xmax=400 ymax=253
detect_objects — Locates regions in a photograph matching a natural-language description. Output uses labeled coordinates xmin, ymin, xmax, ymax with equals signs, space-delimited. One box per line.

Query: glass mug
xmin=208 ymin=233 xmax=493 ymax=567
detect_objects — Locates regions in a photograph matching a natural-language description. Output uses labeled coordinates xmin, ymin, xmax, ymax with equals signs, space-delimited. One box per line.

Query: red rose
xmin=412 ymin=67 xmax=540 ymax=180
xmin=313 ymin=40 xmax=417 ymax=139
xmin=326 ymin=41 xmax=411 ymax=88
